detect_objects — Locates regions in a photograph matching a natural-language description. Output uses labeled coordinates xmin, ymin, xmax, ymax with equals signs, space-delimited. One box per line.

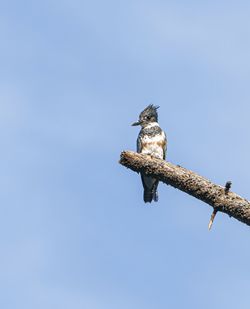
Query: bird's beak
xmin=131 ymin=121 xmax=141 ymax=126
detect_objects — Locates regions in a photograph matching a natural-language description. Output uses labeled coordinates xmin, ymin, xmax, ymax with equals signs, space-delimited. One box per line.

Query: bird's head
xmin=132 ymin=104 xmax=159 ymax=127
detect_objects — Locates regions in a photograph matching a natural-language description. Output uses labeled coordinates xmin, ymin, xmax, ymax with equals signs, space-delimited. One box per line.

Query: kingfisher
xmin=132 ymin=104 xmax=167 ymax=203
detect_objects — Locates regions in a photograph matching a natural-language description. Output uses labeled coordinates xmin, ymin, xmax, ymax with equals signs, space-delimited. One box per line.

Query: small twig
xmin=208 ymin=209 xmax=217 ymax=230
xmin=225 ymin=181 xmax=232 ymax=194
xmin=208 ymin=181 xmax=232 ymax=230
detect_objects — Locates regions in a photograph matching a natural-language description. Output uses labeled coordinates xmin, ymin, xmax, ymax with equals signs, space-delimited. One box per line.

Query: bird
xmin=132 ymin=104 xmax=167 ymax=203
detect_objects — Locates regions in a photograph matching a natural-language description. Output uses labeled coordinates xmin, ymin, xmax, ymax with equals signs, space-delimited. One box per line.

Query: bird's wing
xmin=137 ymin=134 xmax=142 ymax=153
xmin=163 ymin=131 xmax=167 ymax=160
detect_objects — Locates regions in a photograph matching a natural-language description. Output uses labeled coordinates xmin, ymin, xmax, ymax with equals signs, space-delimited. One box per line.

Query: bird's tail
xmin=141 ymin=174 xmax=159 ymax=203
xmin=143 ymin=188 xmax=158 ymax=203
xmin=143 ymin=178 xmax=159 ymax=203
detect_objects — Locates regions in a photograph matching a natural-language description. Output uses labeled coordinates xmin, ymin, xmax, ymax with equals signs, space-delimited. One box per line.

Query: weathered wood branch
xmin=119 ymin=151 xmax=250 ymax=228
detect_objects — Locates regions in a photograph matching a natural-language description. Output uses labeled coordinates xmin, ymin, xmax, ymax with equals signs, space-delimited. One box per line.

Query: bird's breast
xmin=141 ymin=132 xmax=166 ymax=159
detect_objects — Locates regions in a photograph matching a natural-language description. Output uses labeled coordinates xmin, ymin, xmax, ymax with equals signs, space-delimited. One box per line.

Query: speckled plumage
xmin=132 ymin=105 xmax=167 ymax=203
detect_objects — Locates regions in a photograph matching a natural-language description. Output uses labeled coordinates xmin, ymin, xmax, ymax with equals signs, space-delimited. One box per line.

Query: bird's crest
xmin=139 ymin=104 xmax=159 ymax=122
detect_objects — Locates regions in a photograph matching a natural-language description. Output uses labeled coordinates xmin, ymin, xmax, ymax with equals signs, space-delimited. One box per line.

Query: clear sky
xmin=1 ymin=1 xmax=250 ymax=308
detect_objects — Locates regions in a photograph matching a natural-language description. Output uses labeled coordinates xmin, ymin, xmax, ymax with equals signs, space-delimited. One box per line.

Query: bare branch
xmin=119 ymin=151 xmax=250 ymax=227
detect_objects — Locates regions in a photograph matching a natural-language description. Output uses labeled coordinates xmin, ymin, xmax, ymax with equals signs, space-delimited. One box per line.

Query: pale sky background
xmin=1 ymin=1 xmax=250 ymax=308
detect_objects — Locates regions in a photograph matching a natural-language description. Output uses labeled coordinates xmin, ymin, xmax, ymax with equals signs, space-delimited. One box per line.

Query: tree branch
xmin=119 ymin=151 xmax=250 ymax=228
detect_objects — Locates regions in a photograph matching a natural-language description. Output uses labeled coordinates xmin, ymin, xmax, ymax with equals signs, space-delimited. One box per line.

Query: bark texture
xmin=120 ymin=151 xmax=250 ymax=227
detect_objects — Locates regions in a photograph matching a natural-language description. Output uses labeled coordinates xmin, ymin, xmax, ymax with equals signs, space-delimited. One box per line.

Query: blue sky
xmin=1 ymin=1 xmax=250 ymax=308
